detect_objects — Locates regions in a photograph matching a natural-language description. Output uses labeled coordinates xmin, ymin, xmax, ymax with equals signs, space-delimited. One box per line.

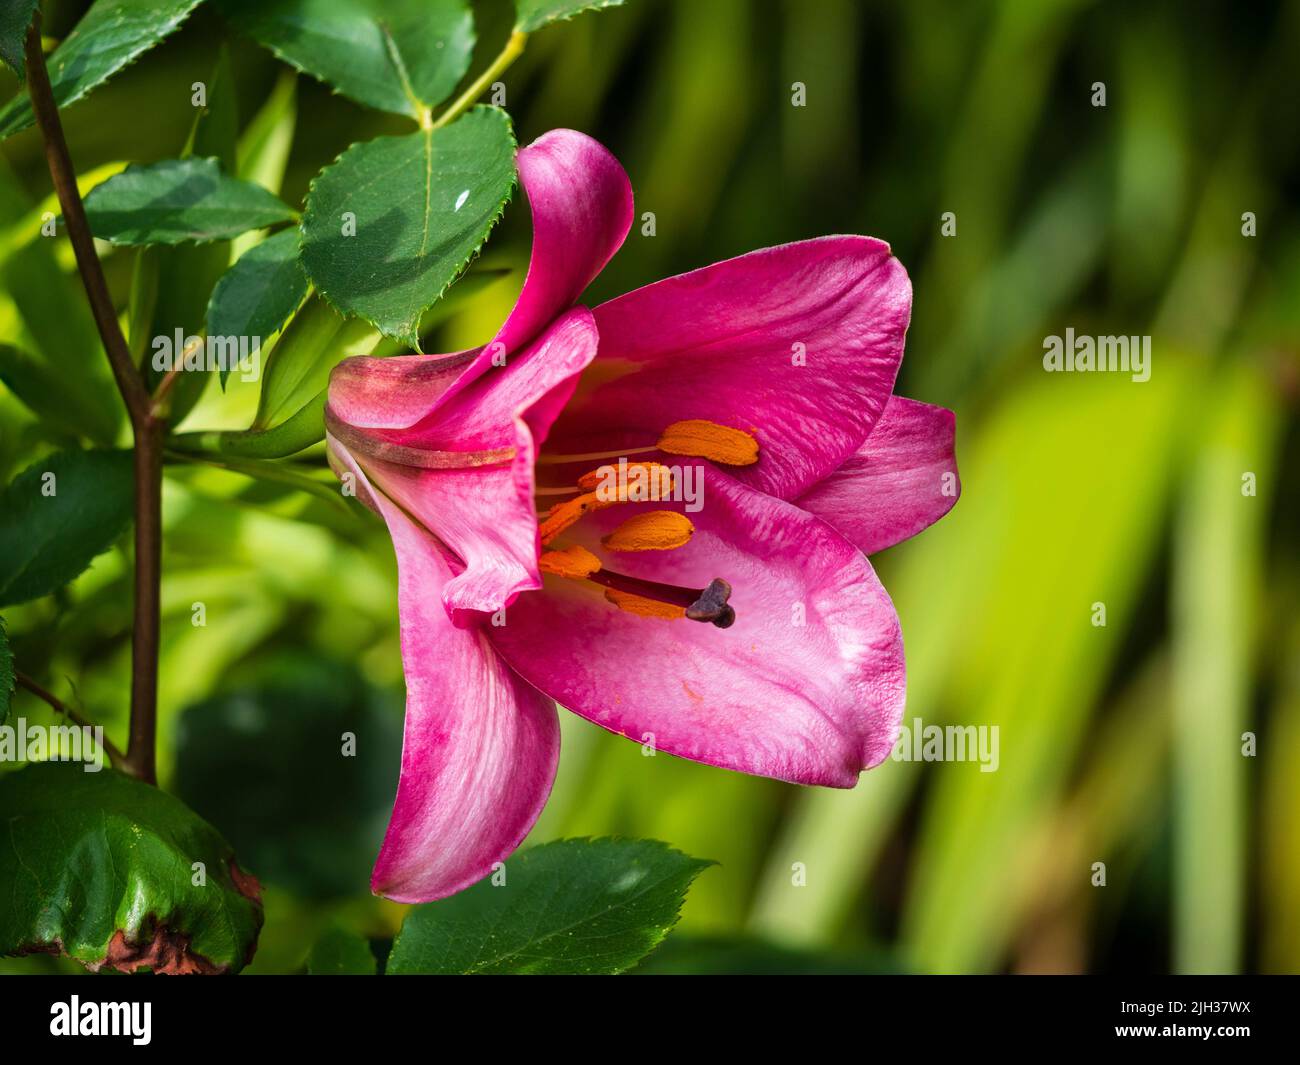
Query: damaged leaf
xmin=0 ymin=762 xmax=263 ymax=974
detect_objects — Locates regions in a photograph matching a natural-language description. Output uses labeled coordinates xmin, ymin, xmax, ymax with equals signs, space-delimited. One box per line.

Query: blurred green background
xmin=2 ymin=0 xmax=1298 ymax=974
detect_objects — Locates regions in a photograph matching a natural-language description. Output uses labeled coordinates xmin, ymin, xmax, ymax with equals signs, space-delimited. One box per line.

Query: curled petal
xmin=356 ymin=310 xmax=598 ymax=623
xmin=797 ymin=396 xmax=960 ymax=555
xmin=327 ymin=350 xmax=475 ymax=431
xmin=430 ymin=128 xmax=634 ymax=415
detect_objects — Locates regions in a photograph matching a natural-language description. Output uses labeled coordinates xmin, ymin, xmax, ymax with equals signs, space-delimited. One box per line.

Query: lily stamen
xmin=537 ymin=420 xmax=759 ymax=468
xmin=586 ymin=569 xmax=735 ymax=628
xmin=537 ymin=543 xmax=735 ymax=628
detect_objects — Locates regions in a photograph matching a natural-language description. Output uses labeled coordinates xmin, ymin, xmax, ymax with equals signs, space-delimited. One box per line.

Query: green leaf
xmin=308 ymin=926 xmax=379 ymax=975
xmin=172 ymin=658 xmax=400 ymax=899
xmin=515 ymin=0 xmax=625 ymax=33
xmin=207 ymin=229 xmax=309 ymax=388
xmin=0 ymin=343 xmax=120 ymax=445
xmin=0 ymin=616 xmax=13 ymax=727
xmin=0 ymin=450 xmax=133 ymax=607
xmin=387 ymin=838 xmax=713 ymax=975
xmin=83 ymin=157 xmax=296 ymax=246
xmin=254 ymin=294 xmax=381 ymax=427
xmin=301 ymin=107 xmax=516 ymax=345
xmin=173 ymin=389 xmax=330 ymax=459
xmin=0 ymin=0 xmax=207 ymax=141
xmin=0 ymin=0 xmax=39 ymax=76
xmin=220 ymin=0 xmax=475 ymax=118
xmin=0 ymin=762 xmax=263 ymax=974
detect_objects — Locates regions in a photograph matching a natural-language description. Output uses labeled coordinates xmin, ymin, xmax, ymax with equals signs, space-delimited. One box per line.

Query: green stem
xmin=432 ymin=31 xmax=528 ymax=129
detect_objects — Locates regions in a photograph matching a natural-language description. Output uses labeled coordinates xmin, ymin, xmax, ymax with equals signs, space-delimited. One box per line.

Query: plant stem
xmin=15 ymin=671 xmax=128 ymax=769
xmin=24 ymin=18 xmax=161 ymax=784
xmin=432 ymin=31 xmax=528 ymax=129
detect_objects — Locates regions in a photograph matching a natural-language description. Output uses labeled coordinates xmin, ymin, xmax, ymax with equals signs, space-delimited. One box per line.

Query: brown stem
xmin=127 ymin=425 xmax=163 ymax=783
xmin=23 ymin=19 xmax=149 ymax=424
xmin=15 ymin=671 xmax=128 ymax=769
xmin=24 ymin=18 xmax=161 ymax=784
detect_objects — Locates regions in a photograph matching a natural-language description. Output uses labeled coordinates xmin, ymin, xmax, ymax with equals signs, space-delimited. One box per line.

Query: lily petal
xmin=548 ymin=236 xmax=911 ymax=499
xmin=430 ymin=128 xmax=634 ymax=416
xmin=495 ymin=128 xmax=634 ymax=354
xmin=328 ymin=436 xmax=560 ymax=904
xmin=488 ymin=468 xmax=906 ymax=786
xmin=336 ymin=309 xmax=599 ymax=624
xmin=328 ymin=350 xmax=475 ymax=431
xmin=796 ymin=396 xmax=960 ymax=555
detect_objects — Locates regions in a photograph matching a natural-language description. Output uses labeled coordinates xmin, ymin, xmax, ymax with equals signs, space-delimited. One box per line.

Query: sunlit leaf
xmin=387 ymin=838 xmax=712 ymax=975
xmin=300 ymin=106 xmax=515 ymax=345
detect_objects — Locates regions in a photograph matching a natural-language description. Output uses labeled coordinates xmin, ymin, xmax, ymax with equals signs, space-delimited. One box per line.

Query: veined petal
xmin=328 ymin=436 xmax=560 ymax=904
xmin=327 ymin=350 xmax=474 ymax=431
xmin=797 ymin=396 xmax=960 ymax=555
xmin=488 ymin=469 xmax=906 ymax=786
xmin=548 ymin=236 xmax=911 ymax=499
xmin=333 ymin=310 xmax=599 ymax=625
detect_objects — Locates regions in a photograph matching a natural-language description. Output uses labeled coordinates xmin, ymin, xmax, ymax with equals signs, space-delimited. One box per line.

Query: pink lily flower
xmin=324 ymin=129 xmax=960 ymax=903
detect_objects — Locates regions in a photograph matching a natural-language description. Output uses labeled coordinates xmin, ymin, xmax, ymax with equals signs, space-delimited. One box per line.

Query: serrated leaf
xmin=386 ymin=838 xmax=713 ymax=975
xmin=301 ymin=106 xmax=516 ymax=345
xmin=83 ymin=157 xmax=295 ymax=246
xmin=0 ymin=343 xmax=120 ymax=445
xmin=207 ymin=229 xmax=309 ymax=388
xmin=515 ymin=0 xmax=625 ymax=33
xmin=0 ymin=763 xmax=263 ymax=974
xmin=0 ymin=0 xmax=39 ymax=76
xmin=308 ymin=926 xmax=380 ymax=975
xmin=0 ymin=616 xmax=13 ymax=726
xmin=220 ymin=0 xmax=475 ymax=118
xmin=0 ymin=0 xmax=207 ymax=141
xmin=0 ymin=449 xmax=133 ymax=607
